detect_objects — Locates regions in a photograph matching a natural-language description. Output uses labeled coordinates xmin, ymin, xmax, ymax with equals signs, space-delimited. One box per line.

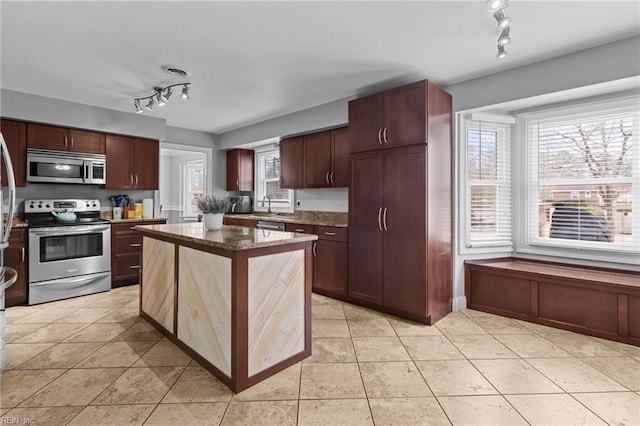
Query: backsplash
xmin=295 ymin=188 xmax=348 ymax=212
xmin=11 ymin=183 xmax=155 ymax=216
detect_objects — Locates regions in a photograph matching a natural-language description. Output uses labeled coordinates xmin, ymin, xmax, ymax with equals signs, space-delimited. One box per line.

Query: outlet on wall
xmin=295 ymin=201 xmax=301 ymax=207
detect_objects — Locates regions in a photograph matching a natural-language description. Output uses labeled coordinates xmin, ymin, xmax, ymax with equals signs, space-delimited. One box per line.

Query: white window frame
xmin=182 ymin=160 xmax=205 ymax=217
xmin=514 ymin=96 xmax=639 ymax=264
xmin=254 ymin=146 xmax=294 ymax=213
xmin=459 ymin=114 xmax=514 ymax=253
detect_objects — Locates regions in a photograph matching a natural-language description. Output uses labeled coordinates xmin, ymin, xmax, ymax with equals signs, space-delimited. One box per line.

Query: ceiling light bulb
xmin=134 ymin=99 xmax=143 ymax=113
xmin=146 ymin=97 xmax=154 ymax=111
xmin=487 ymin=0 xmax=506 ymax=12
xmin=493 ymin=9 xmax=511 ymax=29
xmin=498 ymin=27 xmax=511 ymax=45
xmin=497 ymin=45 xmax=508 ymax=59
xmin=181 ymin=84 xmax=190 ymax=99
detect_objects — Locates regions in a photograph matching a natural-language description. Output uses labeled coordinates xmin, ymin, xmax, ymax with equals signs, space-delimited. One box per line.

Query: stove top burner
xmin=26 ymin=217 xmax=110 ymax=228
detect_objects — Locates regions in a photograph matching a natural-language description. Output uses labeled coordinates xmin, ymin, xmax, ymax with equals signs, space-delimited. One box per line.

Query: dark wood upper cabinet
xmin=133 ymin=138 xmax=159 ymax=190
xmin=349 ymin=80 xmax=432 ymax=154
xmin=68 ymin=129 xmax=106 ymax=154
xmin=330 ymin=127 xmax=350 ymax=187
xmin=279 ymin=136 xmax=303 ymax=189
xmin=347 ymin=80 xmax=453 ymax=325
xmin=226 ymin=149 xmax=254 ymax=191
xmin=27 ymin=123 xmax=106 ymax=154
xmin=303 ymin=131 xmax=332 ymax=188
xmin=1 ymin=119 xmax=27 ymax=187
xmin=106 ymin=135 xmax=158 ymax=190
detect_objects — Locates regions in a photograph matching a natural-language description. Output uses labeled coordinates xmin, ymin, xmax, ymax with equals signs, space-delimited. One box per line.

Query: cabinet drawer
xmin=9 ymin=228 xmax=26 ymax=243
xmin=113 ymin=255 xmax=141 ymax=281
xmin=285 ymin=223 xmax=314 ymax=234
xmin=111 ymin=223 xmax=141 ymax=235
xmin=224 ymin=217 xmax=258 ymax=228
xmin=114 ymin=234 xmax=142 ymax=255
xmin=315 ymin=226 xmax=347 ymax=242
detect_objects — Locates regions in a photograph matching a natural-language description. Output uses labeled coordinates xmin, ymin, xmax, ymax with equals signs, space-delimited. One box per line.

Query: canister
xmin=134 ymin=203 xmax=143 ymax=218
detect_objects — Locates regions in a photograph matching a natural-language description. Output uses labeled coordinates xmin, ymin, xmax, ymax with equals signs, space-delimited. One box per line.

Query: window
xmin=523 ymin=98 xmax=639 ymax=255
xmin=183 ymin=161 xmax=204 ymax=216
xmin=255 ymin=147 xmax=293 ymax=211
xmin=462 ymin=115 xmax=513 ymax=248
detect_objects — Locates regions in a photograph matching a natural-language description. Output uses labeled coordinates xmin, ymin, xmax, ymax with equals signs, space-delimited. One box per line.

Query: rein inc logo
xmin=0 ymin=417 xmax=33 ymax=424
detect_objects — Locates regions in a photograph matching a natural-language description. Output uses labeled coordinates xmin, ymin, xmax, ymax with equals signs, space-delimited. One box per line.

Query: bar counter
xmin=136 ymin=223 xmax=317 ymax=392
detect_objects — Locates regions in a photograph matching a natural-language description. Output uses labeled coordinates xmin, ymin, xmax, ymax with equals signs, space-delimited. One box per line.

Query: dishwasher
xmin=256 ymin=220 xmax=285 ymax=231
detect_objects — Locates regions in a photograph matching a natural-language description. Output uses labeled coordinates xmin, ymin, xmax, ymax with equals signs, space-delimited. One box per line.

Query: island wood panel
xmin=247 ymin=249 xmax=305 ymax=376
xmin=629 ymin=295 xmax=640 ymax=339
xmin=141 ymin=237 xmax=175 ymax=332
xmin=178 ymin=247 xmax=232 ymax=376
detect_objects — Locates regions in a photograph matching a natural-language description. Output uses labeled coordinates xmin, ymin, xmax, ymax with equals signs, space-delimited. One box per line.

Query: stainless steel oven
xmin=25 ymin=199 xmax=111 ymax=305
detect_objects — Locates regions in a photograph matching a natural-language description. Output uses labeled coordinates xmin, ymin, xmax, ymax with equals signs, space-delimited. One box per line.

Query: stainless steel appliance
xmin=27 ymin=148 xmax=106 ymax=185
xmin=256 ymin=220 xmax=285 ymax=231
xmin=25 ymin=199 xmax=111 ymax=305
xmin=227 ymin=195 xmax=252 ymax=214
xmin=0 ymin=132 xmax=18 ymax=373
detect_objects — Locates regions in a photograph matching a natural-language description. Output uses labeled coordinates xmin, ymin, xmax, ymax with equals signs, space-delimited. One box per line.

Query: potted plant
xmin=197 ymin=194 xmax=231 ymax=231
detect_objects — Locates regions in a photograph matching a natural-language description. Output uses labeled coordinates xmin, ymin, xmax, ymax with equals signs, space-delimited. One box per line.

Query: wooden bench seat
xmin=465 ymin=257 xmax=640 ymax=346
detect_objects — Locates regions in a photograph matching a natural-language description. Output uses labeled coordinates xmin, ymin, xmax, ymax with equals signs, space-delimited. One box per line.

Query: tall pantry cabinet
xmin=348 ymin=80 xmax=452 ymax=325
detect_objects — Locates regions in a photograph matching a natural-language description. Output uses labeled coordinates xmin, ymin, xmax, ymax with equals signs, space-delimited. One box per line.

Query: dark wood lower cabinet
xmin=111 ymin=220 xmax=165 ymax=288
xmin=313 ymin=226 xmax=348 ymax=298
xmin=223 ymin=216 xmax=258 ymax=228
xmin=4 ymin=228 xmax=27 ymax=307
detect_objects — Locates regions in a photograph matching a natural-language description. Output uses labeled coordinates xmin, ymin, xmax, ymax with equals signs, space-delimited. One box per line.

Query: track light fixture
xmin=133 ymin=82 xmax=190 ymax=113
xmin=488 ymin=0 xmax=512 ymax=59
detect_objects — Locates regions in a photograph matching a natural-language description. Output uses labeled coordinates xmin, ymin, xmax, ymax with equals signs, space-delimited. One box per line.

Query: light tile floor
xmin=1 ymin=285 xmax=639 ymax=425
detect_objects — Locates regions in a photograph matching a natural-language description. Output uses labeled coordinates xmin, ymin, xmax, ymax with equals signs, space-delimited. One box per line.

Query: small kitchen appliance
xmin=227 ymin=195 xmax=252 ymax=214
xmin=25 ymin=199 xmax=111 ymax=305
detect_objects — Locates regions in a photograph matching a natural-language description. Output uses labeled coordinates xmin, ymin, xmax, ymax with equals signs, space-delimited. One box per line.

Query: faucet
xmin=262 ymin=195 xmax=272 ymax=214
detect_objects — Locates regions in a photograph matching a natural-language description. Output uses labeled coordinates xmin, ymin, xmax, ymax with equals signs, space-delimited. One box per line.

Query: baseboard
xmin=452 ymin=295 xmax=467 ymax=312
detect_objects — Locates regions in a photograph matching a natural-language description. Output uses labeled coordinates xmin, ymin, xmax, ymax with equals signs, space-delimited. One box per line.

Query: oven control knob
xmin=86 ymin=203 xmax=90 ymax=207
xmin=45 ymin=204 xmax=50 ymax=208
xmin=92 ymin=203 xmax=96 ymax=207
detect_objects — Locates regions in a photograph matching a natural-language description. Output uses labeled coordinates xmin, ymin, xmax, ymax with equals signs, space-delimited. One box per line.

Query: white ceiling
xmin=1 ymin=1 xmax=639 ymax=134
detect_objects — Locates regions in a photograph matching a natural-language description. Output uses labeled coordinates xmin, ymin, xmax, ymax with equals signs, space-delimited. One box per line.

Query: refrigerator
xmin=0 ymin=132 xmax=18 ymax=373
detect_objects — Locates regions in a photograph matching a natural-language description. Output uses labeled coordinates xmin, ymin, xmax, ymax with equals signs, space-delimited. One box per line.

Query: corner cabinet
xmin=27 ymin=123 xmax=106 ymax=154
xmin=105 ymin=135 xmax=159 ymax=190
xmin=1 ymin=119 xmax=27 ymax=187
xmin=226 ymin=149 xmax=254 ymax=191
xmin=4 ymin=228 xmax=27 ymax=307
xmin=348 ymin=80 xmax=452 ymax=325
xmin=111 ymin=220 xmax=166 ymax=287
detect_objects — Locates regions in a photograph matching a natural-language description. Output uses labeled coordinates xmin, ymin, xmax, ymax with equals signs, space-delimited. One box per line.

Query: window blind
xmin=525 ymin=99 xmax=639 ymax=254
xmin=464 ymin=118 xmax=513 ymax=247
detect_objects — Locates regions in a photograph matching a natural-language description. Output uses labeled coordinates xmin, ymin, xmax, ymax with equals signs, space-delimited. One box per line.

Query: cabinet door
xmin=69 ymin=129 xmax=106 ymax=154
xmin=384 ymin=81 xmax=426 ymax=149
xmin=105 ymin=135 xmax=133 ymax=189
xmin=279 ymin=136 xmax=303 ymax=189
xmin=314 ymin=239 xmax=348 ymax=297
xmin=382 ymin=146 xmax=427 ymax=316
xmin=303 ymin=131 xmax=331 ymax=188
xmin=348 ymin=151 xmax=384 ymax=304
xmin=27 ymin=123 xmax=69 ymax=151
xmin=5 ymin=230 xmax=27 ymax=306
xmin=348 ymin=94 xmax=384 ymax=154
xmin=330 ymin=127 xmax=349 ymax=187
xmin=1 ymin=119 xmax=27 ymax=187
xmin=133 ymin=138 xmax=159 ymax=190
xmin=226 ymin=149 xmax=254 ymax=191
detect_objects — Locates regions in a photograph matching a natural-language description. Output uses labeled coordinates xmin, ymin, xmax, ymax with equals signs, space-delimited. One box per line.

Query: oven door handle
xmin=30 ymin=225 xmax=111 ymax=236
xmin=30 ymin=271 xmax=110 ymax=289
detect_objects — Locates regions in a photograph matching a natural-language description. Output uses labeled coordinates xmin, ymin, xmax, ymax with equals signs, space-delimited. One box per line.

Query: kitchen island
xmin=136 ymin=222 xmax=317 ymax=392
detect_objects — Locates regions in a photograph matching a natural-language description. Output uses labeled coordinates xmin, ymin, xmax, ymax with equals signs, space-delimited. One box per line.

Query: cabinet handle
xmin=383 ymin=207 xmax=388 ymax=231
xmin=312 ymin=243 xmax=317 ymax=257
xmin=378 ymin=128 xmax=383 ymax=145
xmin=129 ymin=174 xmax=133 ymax=186
xmin=377 ymin=207 xmax=382 ymax=231
xmin=236 ymin=180 xmax=239 ymax=189
xmin=295 ymin=228 xmax=305 ymax=232
xmin=325 ymin=171 xmax=330 ymax=184
xmin=324 ymin=232 xmax=336 ymax=236
xmin=64 ymin=135 xmax=68 ymax=147
xmin=70 ymin=136 xmax=74 ymax=148
xmin=130 ymin=243 xmax=141 ymax=247
xmin=383 ymin=127 xmax=388 ymax=144
xmin=21 ymin=247 xmax=25 ymax=262
xmin=135 ymin=174 xmax=139 ymax=186
xmin=130 ymin=226 xmax=137 ymax=230
xmin=329 ymin=171 xmax=334 ymax=185
xmin=130 ymin=265 xmax=141 ymax=269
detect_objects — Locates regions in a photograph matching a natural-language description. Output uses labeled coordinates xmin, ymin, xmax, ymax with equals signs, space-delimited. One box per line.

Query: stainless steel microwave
xmin=26 ymin=149 xmax=106 ymax=185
